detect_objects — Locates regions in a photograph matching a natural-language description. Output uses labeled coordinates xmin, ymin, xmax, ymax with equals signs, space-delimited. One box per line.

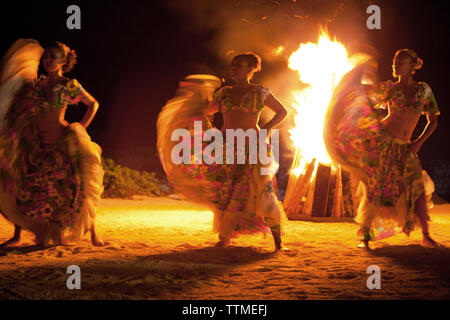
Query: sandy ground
xmin=0 ymin=196 xmax=449 ymax=300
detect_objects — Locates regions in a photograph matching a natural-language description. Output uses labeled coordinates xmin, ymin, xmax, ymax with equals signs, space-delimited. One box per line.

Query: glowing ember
xmin=288 ymin=30 xmax=356 ymax=171
xmin=273 ymin=46 xmax=285 ymax=56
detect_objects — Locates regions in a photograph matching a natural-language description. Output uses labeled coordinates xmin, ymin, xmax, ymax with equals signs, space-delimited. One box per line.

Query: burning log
xmin=312 ymin=162 xmax=331 ymax=217
xmin=284 ymin=156 xmax=359 ymax=221
xmin=283 ymin=154 xmax=315 ymax=211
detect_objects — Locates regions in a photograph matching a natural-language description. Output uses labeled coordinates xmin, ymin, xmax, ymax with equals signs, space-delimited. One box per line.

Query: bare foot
xmin=90 ymin=226 xmax=104 ymax=246
xmin=214 ymin=239 xmax=230 ymax=247
xmin=91 ymin=236 xmax=104 ymax=247
xmin=274 ymin=243 xmax=289 ymax=252
xmin=271 ymin=229 xmax=287 ymax=252
xmin=91 ymin=233 xmax=104 ymax=246
xmin=358 ymin=240 xmax=370 ymax=250
xmin=422 ymin=233 xmax=442 ymax=248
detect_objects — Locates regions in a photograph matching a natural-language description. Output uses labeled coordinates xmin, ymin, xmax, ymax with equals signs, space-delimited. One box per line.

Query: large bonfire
xmin=284 ymin=30 xmax=366 ymax=218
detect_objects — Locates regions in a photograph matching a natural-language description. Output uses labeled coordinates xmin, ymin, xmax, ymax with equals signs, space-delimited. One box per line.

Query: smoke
xmin=163 ymin=0 xmax=374 ymax=188
xmin=164 ymin=0 xmax=372 ymax=106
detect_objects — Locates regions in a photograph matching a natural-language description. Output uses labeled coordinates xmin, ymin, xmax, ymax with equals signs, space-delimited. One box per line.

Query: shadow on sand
xmin=369 ymin=244 xmax=450 ymax=282
xmin=0 ymin=244 xmax=57 ymax=255
xmin=136 ymin=246 xmax=276 ymax=265
xmin=0 ymin=245 xmax=277 ymax=299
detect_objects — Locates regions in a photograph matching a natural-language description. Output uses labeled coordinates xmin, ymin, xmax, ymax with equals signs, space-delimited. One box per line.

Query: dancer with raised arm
xmin=0 ymin=39 xmax=104 ymax=247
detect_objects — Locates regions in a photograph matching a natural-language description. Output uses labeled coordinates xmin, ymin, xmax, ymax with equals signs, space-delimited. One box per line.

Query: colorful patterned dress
xmin=324 ymin=61 xmax=439 ymax=241
xmin=157 ymin=76 xmax=286 ymax=240
xmin=0 ymin=39 xmax=104 ymax=244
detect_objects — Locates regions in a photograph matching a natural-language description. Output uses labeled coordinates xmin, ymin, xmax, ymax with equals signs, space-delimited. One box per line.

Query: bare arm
xmin=409 ymin=114 xmax=438 ymax=152
xmin=79 ymin=89 xmax=99 ymax=129
xmin=260 ymin=93 xmax=288 ymax=131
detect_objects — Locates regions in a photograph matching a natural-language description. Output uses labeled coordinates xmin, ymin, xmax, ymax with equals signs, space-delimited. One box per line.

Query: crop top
xmin=212 ymin=84 xmax=271 ymax=114
xmin=32 ymin=74 xmax=86 ymax=113
xmin=366 ymin=80 xmax=440 ymax=116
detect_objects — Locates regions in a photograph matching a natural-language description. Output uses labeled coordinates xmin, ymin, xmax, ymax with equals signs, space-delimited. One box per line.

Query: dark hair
xmin=392 ymin=49 xmax=423 ymax=78
xmin=46 ymin=41 xmax=77 ymax=73
xmin=233 ymin=52 xmax=262 ymax=74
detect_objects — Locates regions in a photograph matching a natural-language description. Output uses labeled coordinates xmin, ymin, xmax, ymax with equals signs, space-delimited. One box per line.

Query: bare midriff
xmin=34 ymin=107 xmax=69 ymax=144
xmin=381 ymin=109 xmax=421 ymax=141
xmin=222 ymin=109 xmax=260 ymax=132
xmin=221 ymin=109 xmax=263 ymax=150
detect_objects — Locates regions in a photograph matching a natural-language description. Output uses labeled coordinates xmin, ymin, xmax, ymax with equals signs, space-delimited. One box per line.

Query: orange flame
xmin=287 ymin=30 xmax=357 ymax=176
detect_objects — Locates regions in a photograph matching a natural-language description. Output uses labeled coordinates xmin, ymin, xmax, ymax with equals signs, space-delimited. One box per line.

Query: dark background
xmin=1 ymin=0 xmax=449 ymax=199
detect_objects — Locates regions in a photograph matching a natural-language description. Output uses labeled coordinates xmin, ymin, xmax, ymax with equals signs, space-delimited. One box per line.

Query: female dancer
xmin=157 ymin=53 xmax=288 ymax=251
xmin=0 ymin=39 xmax=104 ymax=247
xmin=324 ymin=49 xmax=440 ymax=249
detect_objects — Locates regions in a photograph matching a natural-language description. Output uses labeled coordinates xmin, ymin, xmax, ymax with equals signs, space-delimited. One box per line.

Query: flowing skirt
xmin=182 ymin=137 xmax=283 ymax=239
xmin=0 ymin=122 xmax=104 ymax=244
xmin=157 ymin=76 xmax=285 ymax=239
xmin=324 ymin=60 xmax=432 ymax=241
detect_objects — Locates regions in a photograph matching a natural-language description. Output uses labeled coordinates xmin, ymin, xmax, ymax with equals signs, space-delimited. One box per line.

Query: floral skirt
xmin=15 ymin=136 xmax=82 ymax=229
xmin=0 ymin=123 xmax=104 ymax=244
xmin=349 ymin=129 xmax=426 ymax=240
xmin=181 ymin=134 xmax=283 ymax=239
xmin=325 ymin=79 xmax=429 ymax=241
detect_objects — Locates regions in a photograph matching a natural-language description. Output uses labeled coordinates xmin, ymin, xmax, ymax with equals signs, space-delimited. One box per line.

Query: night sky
xmin=1 ymin=0 xmax=449 ymax=196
